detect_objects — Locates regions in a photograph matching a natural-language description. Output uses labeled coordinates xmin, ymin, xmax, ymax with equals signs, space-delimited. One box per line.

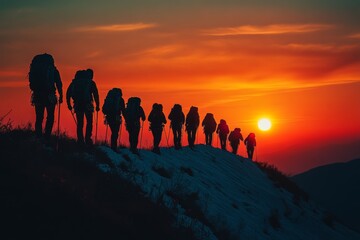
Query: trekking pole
xmin=56 ymin=101 xmax=61 ymax=152
xmin=168 ymin=124 xmax=172 ymax=147
xmin=163 ymin=125 xmax=169 ymax=147
xmin=70 ymin=110 xmax=77 ymax=125
xmin=195 ymin=130 xmax=198 ymax=145
xmin=118 ymin=121 xmax=122 ymax=147
xmin=255 ymin=147 xmax=258 ymax=161
xmin=105 ymin=123 xmax=108 ymax=145
xmin=139 ymin=120 xmax=144 ymax=149
xmin=95 ymin=111 xmax=98 ymax=145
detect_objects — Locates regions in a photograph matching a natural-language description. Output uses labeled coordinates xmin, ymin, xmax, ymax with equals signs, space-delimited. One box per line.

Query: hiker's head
xmin=190 ymin=106 xmax=198 ymax=113
xmin=43 ymin=53 xmax=54 ymax=65
xmin=86 ymin=68 xmax=94 ymax=79
xmin=220 ymin=119 xmax=226 ymax=124
xmin=152 ymin=103 xmax=159 ymax=110
xmin=113 ymin=88 xmax=122 ymax=96
xmin=235 ymin=128 xmax=241 ymax=132
xmin=158 ymin=104 xmax=163 ymax=111
xmin=174 ymin=104 xmax=182 ymax=111
xmin=74 ymin=70 xmax=82 ymax=79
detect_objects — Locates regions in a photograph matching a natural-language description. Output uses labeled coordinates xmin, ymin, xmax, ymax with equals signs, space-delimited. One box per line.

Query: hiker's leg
xmin=76 ymin=111 xmax=85 ymax=143
xmin=154 ymin=128 xmax=161 ymax=149
xmin=109 ymin=118 xmax=120 ymax=150
xmin=44 ymin=102 xmax=55 ymax=140
xmin=172 ymin=128 xmax=177 ymax=147
xmin=35 ymin=103 xmax=45 ymax=137
xmin=85 ymin=111 xmax=93 ymax=144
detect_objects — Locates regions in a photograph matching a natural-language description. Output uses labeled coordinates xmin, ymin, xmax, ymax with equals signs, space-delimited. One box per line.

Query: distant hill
xmin=1 ymin=128 xmax=359 ymax=240
xmin=292 ymin=159 xmax=360 ymax=232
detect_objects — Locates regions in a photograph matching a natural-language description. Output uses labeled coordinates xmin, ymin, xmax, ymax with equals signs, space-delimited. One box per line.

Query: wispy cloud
xmin=348 ymin=33 xmax=360 ymax=39
xmin=204 ymin=24 xmax=334 ymax=36
xmin=74 ymin=22 xmax=157 ymax=32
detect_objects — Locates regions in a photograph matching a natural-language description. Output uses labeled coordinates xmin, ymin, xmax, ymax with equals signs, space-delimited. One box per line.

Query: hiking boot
xmin=85 ymin=139 xmax=93 ymax=146
xmin=131 ymin=148 xmax=139 ymax=155
xmin=152 ymin=147 xmax=160 ymax=155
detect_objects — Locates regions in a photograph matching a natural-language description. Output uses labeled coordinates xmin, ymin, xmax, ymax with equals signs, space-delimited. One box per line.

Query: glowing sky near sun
xmin=1 ymin=0 xmax=360 ymax=174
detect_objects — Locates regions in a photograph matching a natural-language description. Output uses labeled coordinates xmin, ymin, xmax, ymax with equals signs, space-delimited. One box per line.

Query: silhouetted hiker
xmin=148 ymin=103 xmax=167 ymax=154
xmin=185 ymin=106 xmax=200 ymax=149
xmin=216 ymin=119 xmax=229 ymax=150
xmin=228 ymin=128 xmax=244 ymax=154
xmin=66 ymin=69 xmax=100 ymax=146
xmin=124 ymin=97 xmax=146 ymax=154
xmin=28 ymin=53 xmax=63 ymax=142
xmin=102 ymin=88 xmax=125 ymax=151
xmin=168 ymin=104 xmax=185 ymax=149
xmin=244 ymin=133 xmax=256 ymax=160
xmin=201 ymin=113 xmax=217 ymax=146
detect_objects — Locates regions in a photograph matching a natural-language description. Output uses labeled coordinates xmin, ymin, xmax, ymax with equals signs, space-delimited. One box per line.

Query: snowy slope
xmin=293 ymin=159 xmax=360 ymax=233
xmin=98 ymin=145 xmax=360 ymax=240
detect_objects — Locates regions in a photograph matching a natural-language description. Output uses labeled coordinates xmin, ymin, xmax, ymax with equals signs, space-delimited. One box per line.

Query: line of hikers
xmin=28 ymin=53 xmax=257 ymax=159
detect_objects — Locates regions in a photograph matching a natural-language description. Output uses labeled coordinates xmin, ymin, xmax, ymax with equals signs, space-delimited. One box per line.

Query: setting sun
xmin=258 ymin=118 xmax=272 ymax=131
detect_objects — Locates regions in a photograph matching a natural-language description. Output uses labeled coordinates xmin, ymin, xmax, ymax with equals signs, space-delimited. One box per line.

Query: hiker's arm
xmin=55 ymin=69 xmax=63 ymax=103
xmin=162 ymin=113 xmax=167 ymax=124
xmin=92 ymin=81 xmax=100 ymax=111
xmin=66 ymin=83 xmax=72 ymax=110
xmin=140 ymin=107 xmax=146 ymax=121
xmin=120 ymin=98 xmax=125 ymax=116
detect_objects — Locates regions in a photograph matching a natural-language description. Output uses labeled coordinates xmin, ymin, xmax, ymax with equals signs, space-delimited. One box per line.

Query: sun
xmin=258 ymin=118 xmax=272 ymax=131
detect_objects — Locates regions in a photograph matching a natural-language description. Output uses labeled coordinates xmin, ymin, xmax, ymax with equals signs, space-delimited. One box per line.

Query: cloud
xmin=348 ymin=33 xmax=360 ymax=39
xmin=74 ymin=22 xmax=157 ymax=32
xmin=203 ymin=24 xmax=334 ymax=36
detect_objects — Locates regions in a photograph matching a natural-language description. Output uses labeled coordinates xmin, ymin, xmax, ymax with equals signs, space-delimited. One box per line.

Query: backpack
xmin=71 ymin=70 xmax=92 ymax=105
xmin=186 ymin=106 xmax=199 ymax=129
xmin=169 ymin=104 xmax=183 ymax=123
xmin=148 ymin=103 xmax=165 ymax=128
xmin=102 ymin=88 xmax=122 ymax=115
xmin=203 ymin=113 xmax=216 ymax=133
xmin=228 ymin=131 xmax=235 ymax=141
xmin=29 ymin=53 xmax=55 ymax=94
xmin=229 ymin=129 xmax=242 ymax=142
xmin=218 ymin=120 xmax=229 ymax=135
xmin=125 ymin=97 xmax=141 ymax=122
xmin=245 ymin=133 xmax=256 ymax=147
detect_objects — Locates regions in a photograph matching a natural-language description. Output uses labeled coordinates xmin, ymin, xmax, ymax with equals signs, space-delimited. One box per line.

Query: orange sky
xmin=1 ymin=0 xmax=360 ymax=174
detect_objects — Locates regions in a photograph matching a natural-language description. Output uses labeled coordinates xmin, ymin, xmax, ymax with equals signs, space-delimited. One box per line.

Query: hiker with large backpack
xmin=66 ymin=69 xmax=100 ymax=146
xmin=228 ymin=128 xmax=244 ymax=154
xmin=185 ymin=106 xmax=200 ymax=149
xmin=216 ymin=119 xmax=229 ymax=150
xmin=148 ymin=103 xmax=167 ymax=154
xmin=28 ymin=53 xmax=63 ymax=142
xmin=201 ymin=113 xmax=217 ymax=146
xmin=244 ymin=133 xmax=256 ymax=160
xmin=124 ymin=97 xmax=146 ymax=154
xmin=102 ymin=88 xmax=125 ymax=151
xmin=168 ymin=104 xmax=185 ymax=150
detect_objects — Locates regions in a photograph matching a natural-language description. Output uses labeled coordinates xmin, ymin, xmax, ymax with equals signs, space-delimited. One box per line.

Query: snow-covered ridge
xmin=98 ymin=145 xmax=360 ymax=240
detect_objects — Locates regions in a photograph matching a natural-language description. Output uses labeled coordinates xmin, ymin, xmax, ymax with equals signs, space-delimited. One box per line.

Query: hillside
xmin=1 ymin=128 xmax=359 ymax=239
xmin=292 ymin=159 xmax=360 ymax=232
xmin=0 ymin=129 xmax=195 ymax=240
xmin=99 ymin=145 xmax=360 ymax=239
